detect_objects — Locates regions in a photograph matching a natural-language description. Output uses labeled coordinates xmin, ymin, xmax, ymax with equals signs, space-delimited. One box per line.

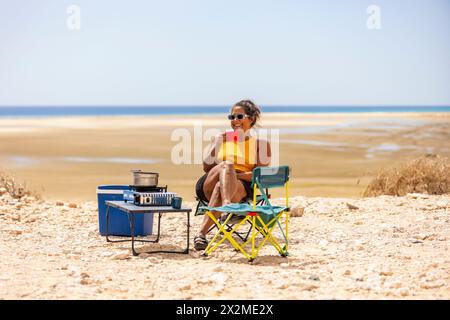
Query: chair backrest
xmin=251 ymin=166 xmax=290 ymax=189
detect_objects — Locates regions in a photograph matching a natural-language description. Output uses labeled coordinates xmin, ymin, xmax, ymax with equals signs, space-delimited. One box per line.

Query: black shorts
xmin=195 ymin=173 xmax=253 ymax=203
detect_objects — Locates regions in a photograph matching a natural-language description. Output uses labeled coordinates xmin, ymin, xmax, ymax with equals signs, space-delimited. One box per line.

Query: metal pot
xmin=131 ymin=169 xmax=159 ymax=187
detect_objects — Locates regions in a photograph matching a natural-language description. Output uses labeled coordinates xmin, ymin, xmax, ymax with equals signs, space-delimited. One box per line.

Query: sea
xmin=0 ymin=106 xmax=449 ymax=117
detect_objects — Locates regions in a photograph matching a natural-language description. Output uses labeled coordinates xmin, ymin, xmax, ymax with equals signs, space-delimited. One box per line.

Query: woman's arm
xmin=202 ymin=133 xmax=224 ymax=173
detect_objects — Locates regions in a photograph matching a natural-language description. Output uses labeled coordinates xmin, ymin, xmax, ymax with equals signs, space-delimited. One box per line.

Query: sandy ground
xmin=0 ymin=112 xmax=449 ymax=202
xmin=0 ymin=190 xmax=449 ymax=300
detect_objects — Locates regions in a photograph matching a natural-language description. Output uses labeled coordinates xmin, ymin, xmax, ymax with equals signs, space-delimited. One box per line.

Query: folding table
xmin=105 ymin=200 xmax=191 ymax=256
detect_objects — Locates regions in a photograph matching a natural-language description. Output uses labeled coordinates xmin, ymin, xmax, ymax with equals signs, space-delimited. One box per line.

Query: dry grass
xmin=0 ymin=172 xmax=41 ymax=200
xmin=364 ymin=154 xmax=450 ymax=197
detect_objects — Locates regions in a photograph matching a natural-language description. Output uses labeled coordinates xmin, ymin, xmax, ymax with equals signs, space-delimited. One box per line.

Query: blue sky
xmin=0 ymin=0 xmax=449 ymax=106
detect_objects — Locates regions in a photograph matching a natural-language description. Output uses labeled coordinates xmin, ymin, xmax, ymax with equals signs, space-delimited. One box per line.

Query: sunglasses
xmin=227 ymin=114 xmax=251 ymax=120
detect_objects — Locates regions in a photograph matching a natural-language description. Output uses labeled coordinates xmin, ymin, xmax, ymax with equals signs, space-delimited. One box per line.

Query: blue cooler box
xmin=97 ymin=185 xmax=154 ymax=236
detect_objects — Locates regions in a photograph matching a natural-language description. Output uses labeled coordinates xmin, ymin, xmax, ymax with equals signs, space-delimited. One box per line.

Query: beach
xmin=1 ymin=191 xmax=449 ymax=299
xmin=0 ymin=112 xmax=449 ymax=202
xmin=1 ymin=111 xmax=449 ymax=300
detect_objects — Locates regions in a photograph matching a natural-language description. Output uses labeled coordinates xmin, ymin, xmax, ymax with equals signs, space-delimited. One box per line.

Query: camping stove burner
xmin=123 ymin=185 xmax=175 ymax=206
xmin=129 ymin=185 xmax=167 ymax=193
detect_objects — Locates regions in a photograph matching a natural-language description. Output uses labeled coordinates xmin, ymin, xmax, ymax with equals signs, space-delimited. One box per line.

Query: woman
xmin=194 ymin=100 xmax=271 ymax=250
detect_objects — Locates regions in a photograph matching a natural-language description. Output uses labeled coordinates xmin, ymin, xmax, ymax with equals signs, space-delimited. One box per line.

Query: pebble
xmin=112 ymin=253 xmax=131 ymax=260
xmin=407 ymin=193 xmax=429 ymax=199
xmin=213 ymin=266 xmax=223 ymax=272
xmin=55 ymin=201 xmax=64 ymax=206
xmin=179 ymin=284 xmax=191 ymax=291
xmin=290 ymin=207 xmax=305 ymax=217
xmin=309 ymin=275 xmax=320 ymax=281
xmin=275 ymin=283 xmax=289 ymax=289
xmin=346 ymin=203 xmax=359 ymax=210
xmin=68 ymin=203 xmax=77 ymax=208
xmin=399 ymin=289 xmax=409 ymax=297
xmin=420 ymin=281 xmax=445 ymax=289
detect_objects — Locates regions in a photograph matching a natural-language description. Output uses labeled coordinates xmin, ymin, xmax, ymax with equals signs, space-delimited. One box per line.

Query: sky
xmin=0 ymin=0 xmax=449 ymax=106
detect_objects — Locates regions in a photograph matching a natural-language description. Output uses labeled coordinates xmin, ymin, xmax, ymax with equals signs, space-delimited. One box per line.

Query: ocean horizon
xmin=0 ymin=106 xmax=449 ymax=117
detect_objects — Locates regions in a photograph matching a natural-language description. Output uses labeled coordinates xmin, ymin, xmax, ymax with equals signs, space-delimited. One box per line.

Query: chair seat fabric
xmin=200 ymin=203 xmax=288 ymax=216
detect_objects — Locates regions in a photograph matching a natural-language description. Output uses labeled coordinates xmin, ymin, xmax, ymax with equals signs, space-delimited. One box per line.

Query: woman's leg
xmin=220 ymin=161 xmax=247 ymax=204
xmin=198 ymin=182 xmax=222 ymax=236
xmin=202 ymin=163 xmax=225 ymax=201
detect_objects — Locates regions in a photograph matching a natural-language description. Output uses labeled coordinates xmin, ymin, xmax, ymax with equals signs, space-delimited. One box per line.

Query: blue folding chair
xmin=201 ymin=166 xmax=290 ymax=261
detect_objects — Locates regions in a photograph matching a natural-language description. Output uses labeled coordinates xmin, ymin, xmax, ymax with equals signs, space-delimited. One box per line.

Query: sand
xmin=1 ymin=112 xmax=449 ymax=299
xmin=0 ymin=191 xmax=449 ymax=299
xmin=0 ymin=112 xmax=449 ymax=202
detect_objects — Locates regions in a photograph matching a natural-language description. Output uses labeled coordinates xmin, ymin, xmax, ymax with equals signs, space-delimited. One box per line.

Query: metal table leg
xmin=106 ymin=207 xmax=160 ymax=244
xmin=105 ymin=206 xmax=190 ymax=255
xmin=133 ymin=211 xmax=190 ymax=255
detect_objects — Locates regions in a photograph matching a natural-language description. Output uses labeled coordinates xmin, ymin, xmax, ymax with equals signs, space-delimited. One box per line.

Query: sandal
xmin=194 ymin=235 xmax=208 ymax=251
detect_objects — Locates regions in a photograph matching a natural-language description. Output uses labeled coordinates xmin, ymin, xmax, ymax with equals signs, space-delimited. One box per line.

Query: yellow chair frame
xmin=202 ymin=166 xmax=290 ymax=261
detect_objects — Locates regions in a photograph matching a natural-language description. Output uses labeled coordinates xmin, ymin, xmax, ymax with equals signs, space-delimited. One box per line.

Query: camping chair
xmin=200 ymin=166 xmax=290 ymax=261
xmin=194 ymin=191 xmax=268 ymax=242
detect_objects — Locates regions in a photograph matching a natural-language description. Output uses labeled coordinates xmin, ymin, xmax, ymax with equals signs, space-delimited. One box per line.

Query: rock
xmin=406 ymin=193 xmax=429 ymax=199
xmin=0 ymin=187 xmax=7 ymax=196
xmin=303 ymin=284 xmax=319 ymax=291
xmin=212 ymin=266 xmax=223 ymax=272
xmin=24 ymin=217 xmax=37 ymax=223
xmin=23 ymin=196 xmax=36 ymax=203
xmin=56 ymin=201 xmax=64 ymax=206
xmin=290 ymin=207 xmax=305 ymax=217
xmin=179 ymin=284 xmax=191 ymax=290
xmin=414 ymin=234 xmax=429 ymax=240
xmin=346 ymin=203 xmax=359 ymax=210
xmin=112 ymin=253 xmax=131 ymax=260
xmin=309 ymin=274 xmax=320 ymax=281
xmin=275 ymin=283 xmax=289 ymax=289
xmin=280 ymin=263 xmax=289 ymax=268
xmin=380 ymin=271 xmax=393 ymax=276
xmin=344 ymin=270 xmax=351 ymax=276
xmin=420 ymin=280 xmax=445 ymax=289
xmin=399 ymin=289 xmax=409 ymax=297
xmin=139 ymin=253 xmax=151 ymax=259
xmin=68 ymin=203 xmax=77 ymax=208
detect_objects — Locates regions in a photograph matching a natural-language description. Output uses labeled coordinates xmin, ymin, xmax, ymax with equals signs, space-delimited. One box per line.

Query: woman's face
xmin=230 ymin=106 xmax=253 ymax=132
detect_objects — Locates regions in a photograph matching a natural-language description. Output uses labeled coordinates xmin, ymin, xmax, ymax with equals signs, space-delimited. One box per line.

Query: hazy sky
xmin=0 ymin=0 xmax=449 ymax=106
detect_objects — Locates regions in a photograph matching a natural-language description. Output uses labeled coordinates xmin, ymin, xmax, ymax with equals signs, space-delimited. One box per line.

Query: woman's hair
xmin=232 ymin=99 xmax=261 ymax=127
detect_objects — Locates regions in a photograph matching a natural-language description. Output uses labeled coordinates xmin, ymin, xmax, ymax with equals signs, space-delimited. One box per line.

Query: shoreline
xmin=0 ymin=112 xmax=448 ymax=202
